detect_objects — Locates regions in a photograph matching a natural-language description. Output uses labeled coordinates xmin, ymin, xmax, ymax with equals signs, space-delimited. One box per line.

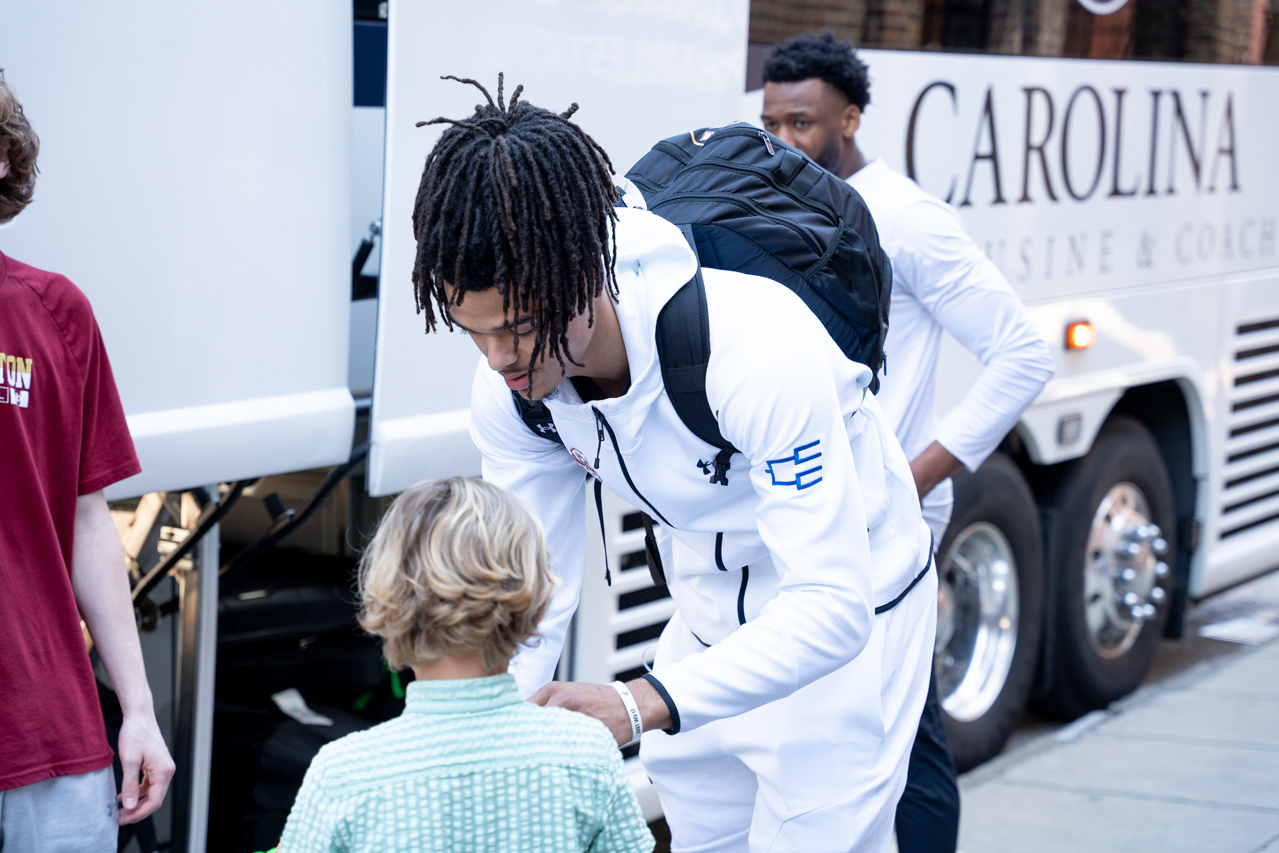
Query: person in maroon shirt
xmin=0 ymin=72 xmax=174 ymax=851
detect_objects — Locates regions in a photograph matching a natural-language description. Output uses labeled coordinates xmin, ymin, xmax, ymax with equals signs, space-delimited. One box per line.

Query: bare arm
xmin=72 ymin=490 xmax=175 ymax=825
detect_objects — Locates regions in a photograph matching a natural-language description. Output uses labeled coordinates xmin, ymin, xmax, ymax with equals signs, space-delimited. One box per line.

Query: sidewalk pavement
xmin=957 ymin=637 xmax=1279 ymax=853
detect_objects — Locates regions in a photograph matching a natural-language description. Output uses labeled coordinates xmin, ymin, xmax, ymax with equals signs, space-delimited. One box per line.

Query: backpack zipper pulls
xmin=759 ymin=132 xmax=775 ymax=156
xmin=592 ymin=408 xmax=606 ymax=470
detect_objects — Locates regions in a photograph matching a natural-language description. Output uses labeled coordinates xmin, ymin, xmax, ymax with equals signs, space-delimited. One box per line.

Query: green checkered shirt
xmin=277 ymin=673 xmax=654 ymax=853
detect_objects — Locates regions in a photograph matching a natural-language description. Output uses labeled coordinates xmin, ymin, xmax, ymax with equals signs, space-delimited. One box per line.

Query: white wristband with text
xmin=610 ymin=680 xmax=644 ymax=746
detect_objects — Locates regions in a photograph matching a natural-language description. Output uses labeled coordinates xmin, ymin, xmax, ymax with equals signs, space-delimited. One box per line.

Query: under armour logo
xmin=765 ymin=440 xmax=823 ymax=490
xmin=696 ymin=457 xmax=731 ymax=486
xmin=536 ymin=423 xmax=558 ymax=435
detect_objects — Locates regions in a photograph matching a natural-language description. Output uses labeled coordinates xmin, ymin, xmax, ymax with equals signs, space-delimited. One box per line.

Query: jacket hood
xmin=613 ymin=206 xmax=698 ymax=305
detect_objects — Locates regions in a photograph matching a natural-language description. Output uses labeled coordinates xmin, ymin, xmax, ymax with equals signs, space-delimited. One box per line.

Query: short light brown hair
xmin=0 ymin=70 xmax=39 ymax=224
xmin=357 ymin=477 xmax=556 ymax=671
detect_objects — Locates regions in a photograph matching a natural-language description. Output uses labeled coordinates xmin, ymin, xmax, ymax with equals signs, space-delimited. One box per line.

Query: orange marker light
xmin=1066 ymin=321 xmax=1095 ymax=350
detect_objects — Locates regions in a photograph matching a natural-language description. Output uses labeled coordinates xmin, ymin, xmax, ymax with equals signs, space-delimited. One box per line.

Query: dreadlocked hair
xmin=411 ymin=73 xmax=620 ymax=373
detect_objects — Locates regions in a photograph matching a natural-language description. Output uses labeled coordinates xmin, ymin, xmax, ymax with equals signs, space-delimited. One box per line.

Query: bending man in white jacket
xmin=410 ymin=75 xmax=935 ymax=852
xmin=761 ymin=32 xmax=1056 ymax=853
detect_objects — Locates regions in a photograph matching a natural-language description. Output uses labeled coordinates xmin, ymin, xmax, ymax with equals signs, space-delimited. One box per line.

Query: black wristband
xmin=639 ymin=673 xmax=681 ymax=735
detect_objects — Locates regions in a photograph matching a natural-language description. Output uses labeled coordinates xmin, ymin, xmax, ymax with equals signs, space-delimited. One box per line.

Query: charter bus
xmin=3 ymin=1 xmax=1278 ymax=851
xmin=727 ymin=0 xmax=1279 ymax=774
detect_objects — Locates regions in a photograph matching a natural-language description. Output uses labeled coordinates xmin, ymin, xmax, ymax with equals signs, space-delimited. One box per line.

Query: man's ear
xmin=843 ymin=104 xmax=862 ymax=141
xmin=0 ymin=142 xmax=10 ymax=180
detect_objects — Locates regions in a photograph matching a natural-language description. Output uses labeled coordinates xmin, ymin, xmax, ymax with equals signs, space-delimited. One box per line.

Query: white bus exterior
xmin=5 ymin=0 xmax=1278 ymax=846
xmin=366 ymin=0 xmax=1279 ymax=781
xmin=737 ymin=42 xmax=1279 ymax=767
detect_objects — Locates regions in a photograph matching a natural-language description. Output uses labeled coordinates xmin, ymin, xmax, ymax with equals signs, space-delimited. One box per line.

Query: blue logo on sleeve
xmin=766 ymin=440 xmax=823 ymax=490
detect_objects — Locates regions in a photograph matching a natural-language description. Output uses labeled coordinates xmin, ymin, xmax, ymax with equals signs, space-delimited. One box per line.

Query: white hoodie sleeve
xmin=650 ymin=286 xmax=880 ymax=732
xmin=469 ymin=360 xmax=588 ymax=697
xmin=892 ymin=198 xmax=1055 ymax=471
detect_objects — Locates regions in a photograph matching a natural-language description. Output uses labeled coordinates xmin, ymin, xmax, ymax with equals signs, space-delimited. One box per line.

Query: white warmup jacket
xmin=849 ymin=159 xmax=1054 ymax=535
xmin=470 ymin=207 xmax=935 ymax=851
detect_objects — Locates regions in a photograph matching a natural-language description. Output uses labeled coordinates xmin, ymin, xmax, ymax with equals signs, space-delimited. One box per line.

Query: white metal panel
xmin=1208 ymin=303 xmax=1279 ymax=591
xmin=367 ymin=0 xmax=749 ymax=496
xmin=0 ymin=1 xmax=355 ymax=498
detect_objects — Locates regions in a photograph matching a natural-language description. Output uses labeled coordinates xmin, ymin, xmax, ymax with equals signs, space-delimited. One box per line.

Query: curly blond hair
xmin=357 ymin=477 xmax=556 ymax=671
xmin=0 ymin=70 xmax=39 ymax=224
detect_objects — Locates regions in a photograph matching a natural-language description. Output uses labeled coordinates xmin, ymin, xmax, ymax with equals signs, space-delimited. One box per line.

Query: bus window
xmin=748 ymin=0 xmax=1279 ymax=76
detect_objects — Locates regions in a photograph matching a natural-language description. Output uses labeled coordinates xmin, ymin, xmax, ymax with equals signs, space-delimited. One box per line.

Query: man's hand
xmin=116 ymin=711 xmax=175 ymax=825
xmin=910 ymin=440 xmax=964 ymax=503
xmin=529 ymin=678 xmax=671 ymax=746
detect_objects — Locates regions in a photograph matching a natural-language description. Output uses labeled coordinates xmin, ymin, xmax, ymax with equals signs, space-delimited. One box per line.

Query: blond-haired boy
xmin=277 ymin=477 xmax=653 ymax=853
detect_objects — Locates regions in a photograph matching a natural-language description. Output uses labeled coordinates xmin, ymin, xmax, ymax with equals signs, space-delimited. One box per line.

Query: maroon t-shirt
xmin=0 ymin=251 xmax=141 ymax=791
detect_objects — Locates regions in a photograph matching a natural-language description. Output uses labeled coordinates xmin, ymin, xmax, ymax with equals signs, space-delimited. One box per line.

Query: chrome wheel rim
xmin=1083 ymin=483 xmax=1170 ymax=658
xmin=935 ymin=522 xmax=1019 ymax=722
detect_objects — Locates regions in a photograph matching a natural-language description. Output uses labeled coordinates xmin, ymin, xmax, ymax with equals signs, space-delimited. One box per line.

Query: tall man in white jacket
xmin=410 ymin=75 xmax=936 ymax=852
xmin=761 ymin=32 xmax=1055 ymax=853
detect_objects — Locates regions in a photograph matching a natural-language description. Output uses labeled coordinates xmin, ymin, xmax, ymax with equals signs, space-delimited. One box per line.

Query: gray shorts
xmin=0 ymin=766 xmax=117 ymax=853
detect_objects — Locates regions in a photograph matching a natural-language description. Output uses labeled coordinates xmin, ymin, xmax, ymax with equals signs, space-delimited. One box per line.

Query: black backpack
xmin=628 ymin=123 xmax=891 ymax=384
xmin=515 ymin=124 xmax=892 ymax=482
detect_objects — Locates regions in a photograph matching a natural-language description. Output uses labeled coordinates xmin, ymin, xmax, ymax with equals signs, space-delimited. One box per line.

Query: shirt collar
xmin=403 ymin=673 xmax=523 ymax=715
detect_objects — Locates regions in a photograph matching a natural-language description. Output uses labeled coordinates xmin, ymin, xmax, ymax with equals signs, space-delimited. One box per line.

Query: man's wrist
xmin=116 ymin=686 xmax=156 ymax=719
xmin=910 ymin=440 xmax=964 ymax=501
xmin=628 ymin=675 xmax=677 ymax=733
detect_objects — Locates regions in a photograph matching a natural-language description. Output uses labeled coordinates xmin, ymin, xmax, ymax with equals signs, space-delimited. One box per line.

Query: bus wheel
xmin=935 ymin=452 xmax=1044 ymax=772
xmin=1038 ymin=415 xmax=1174 ymax=720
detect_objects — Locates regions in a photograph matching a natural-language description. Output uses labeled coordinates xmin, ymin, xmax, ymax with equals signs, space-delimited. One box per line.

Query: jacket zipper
xmin=593 ymin=408 xmax=745 ymax=617
xmin=591 ymin=415 xmax=611 ymax=586
xmin=593 ymin=408 xmax=673 ymax=528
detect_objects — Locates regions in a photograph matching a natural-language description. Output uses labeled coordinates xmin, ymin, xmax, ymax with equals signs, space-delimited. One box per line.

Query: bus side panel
xmin=368 ymin=0 xmax=750 ymax=497
xmin=1203 ymin=268 xmax=1279 ymax=595
xmin=0 ymin=1 xmax=356 ymax=497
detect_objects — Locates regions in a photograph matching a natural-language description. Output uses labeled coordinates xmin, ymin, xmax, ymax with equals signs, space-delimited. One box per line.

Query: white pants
xmin=641 ymin=570 xmax=937 ymax=853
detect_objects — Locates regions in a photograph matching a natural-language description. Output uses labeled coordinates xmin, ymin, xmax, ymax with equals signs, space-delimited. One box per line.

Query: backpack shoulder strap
xmin=511 ymin=392 xmax=564 ymax=447
xmin=656 ymin=226 xmax=738 ymax=484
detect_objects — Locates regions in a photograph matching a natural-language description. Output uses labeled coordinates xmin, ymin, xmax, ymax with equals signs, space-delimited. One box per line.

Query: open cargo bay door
xmin=368 ymin=0 xmax=750 ymax=496
xmin=0 ymin=1 xmax=355 ymax=498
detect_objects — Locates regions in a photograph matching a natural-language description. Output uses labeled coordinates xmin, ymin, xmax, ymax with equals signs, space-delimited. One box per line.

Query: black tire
xmin=1036 ymin=415 xmax=1175 ymax=719
xmin=936 ymin=452 xmax=1044 ymax=772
